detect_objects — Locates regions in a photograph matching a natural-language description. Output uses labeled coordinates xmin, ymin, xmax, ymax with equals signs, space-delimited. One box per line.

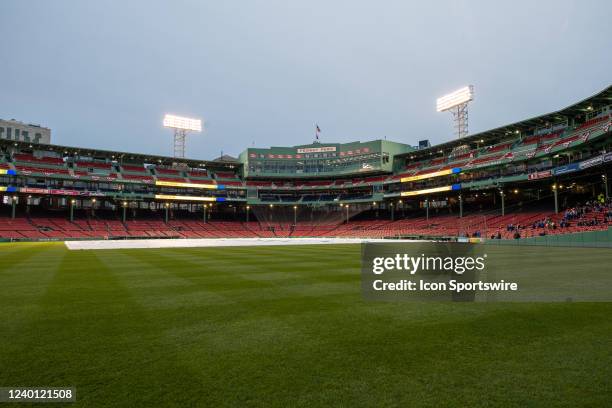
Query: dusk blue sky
xmin=1 ymin=0 xmax=610 ymax=159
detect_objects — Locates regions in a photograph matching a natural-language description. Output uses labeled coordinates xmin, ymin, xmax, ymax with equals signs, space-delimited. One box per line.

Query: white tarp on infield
xmin=64 ymin=237 xmax=424 ymax=250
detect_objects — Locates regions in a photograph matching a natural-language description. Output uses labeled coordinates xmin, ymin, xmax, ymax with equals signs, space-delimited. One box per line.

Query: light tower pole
xmin=173 ymin=128 xmax=188 ymax=158
xmin=451 ymin=102 xmax=469 ymax=139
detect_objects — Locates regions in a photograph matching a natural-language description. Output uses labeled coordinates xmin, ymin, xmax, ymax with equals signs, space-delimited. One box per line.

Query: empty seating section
xmin=13 ymin=153 xmax=70 ymax=176
xmin=122 ymin=174 xmax=154 ymax=182
xmin=157 ymin=177 xmax=185 ymax=182
xmin=187 ymin=169 xmax=211 ymax=182
xmin=75 ymin=161 xmax=116 ymax=178
xmin=214 ymin=171 xmax=239 ymax=180
xmin=484 ymin=143 xmax=511 ymax=154
xmin=119 ymin=164 xmax=154 ymax=182
xmin=213 ymin=170 xmax=243 ymax=186
xmin=0 ymin=217 xmax=43 ymax=239
xmin=121 ymin=164 xmax=146 ymax=172
xmin=8 ymin=157 xmax=122 ymax=179
xmin=391 ymin=114 xmax=611 ymax=179
xmin=14 ymin=166 xmax=70 ymax=175
xmin=14 ymin=154 xmax=64 ymax=165
xmin=156 ymin=171 xmax=186 ymax=182
xmin=576 ymin=114 xmax=610 ymax=131
xmin=468 ymin=153 xmax=504 ymax=166
xmin=520 ymin=131 xmax=562 ymax=146
xmin=156 ymin=167 xmax=181 ymax=175
xmin=155 ymin=167 xmax=185 ymax=181
xmin=1 ymin=200 xmax=609 ymax=241
xmin=247 ymin=177 xmax=387 ymax=188
xmin=76 ymin=161 xmax=113 ymax=170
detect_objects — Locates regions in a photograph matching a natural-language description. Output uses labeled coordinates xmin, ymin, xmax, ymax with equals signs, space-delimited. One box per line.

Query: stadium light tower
xmin=163 ymin=114 xmax=203 ymax=158
xmin=436 ymin=86 xmax=474 ymax=139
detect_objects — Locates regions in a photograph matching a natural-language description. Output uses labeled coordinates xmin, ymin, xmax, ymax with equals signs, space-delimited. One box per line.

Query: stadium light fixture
xmin=437 ymin=85 xmax=474 ymax=139
xmin=436 ymin=86 xmax=473 ymax=112
xmin=163 ymin=114 xmax=202 ymax=131
xmin=163 ymin=114 xmax=203 ymax=158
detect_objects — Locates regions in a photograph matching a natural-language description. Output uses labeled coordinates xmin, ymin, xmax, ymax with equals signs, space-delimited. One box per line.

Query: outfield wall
xmin=485 ymin=227 xmax=612 ymax=248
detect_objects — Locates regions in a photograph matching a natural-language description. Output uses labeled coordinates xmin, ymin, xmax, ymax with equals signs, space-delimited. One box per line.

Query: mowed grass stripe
xmin=0 ymin=243 xmax=66 ymax=342
xmin=0 ymin=248 xmax=225 ymax=407
xmin=99 ymin=248 xmax=329 ymax=406
xmin=164 ymin=245 xmax=361 ymax=284
xmin=117 ymin=247 xmax=354 ymax=317
xmin=140 ymin=246 xmax=362 ymax=306
xmin=95 ymin=250 xmax=233 ymax=310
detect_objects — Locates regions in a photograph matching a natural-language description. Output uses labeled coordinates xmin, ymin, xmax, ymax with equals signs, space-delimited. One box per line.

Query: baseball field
xmin=1 ymin=242 xmax=610 ymax=407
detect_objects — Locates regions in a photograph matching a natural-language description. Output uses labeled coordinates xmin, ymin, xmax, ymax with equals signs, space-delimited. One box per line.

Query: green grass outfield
xmin=0 ymin=242 xmax=611 ymax=407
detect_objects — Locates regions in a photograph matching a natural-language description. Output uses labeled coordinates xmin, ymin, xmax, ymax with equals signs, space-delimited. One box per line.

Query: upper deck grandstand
xmin=1 ymin=85 xmax=611 ymax=241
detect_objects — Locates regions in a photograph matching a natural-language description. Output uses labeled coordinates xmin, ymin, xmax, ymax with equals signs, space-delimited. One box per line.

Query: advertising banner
xmin=553 ymin=163 xmax=579 ymax=176
xmin=527 ymin=170 xmax=552 ymax=180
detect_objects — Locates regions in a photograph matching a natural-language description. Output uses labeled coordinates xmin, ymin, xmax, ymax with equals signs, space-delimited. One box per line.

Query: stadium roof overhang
xmin=0 ymin=138 xmax=240 ymax=170
xmin=398 ymin=85 xmax=612 ymax=161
